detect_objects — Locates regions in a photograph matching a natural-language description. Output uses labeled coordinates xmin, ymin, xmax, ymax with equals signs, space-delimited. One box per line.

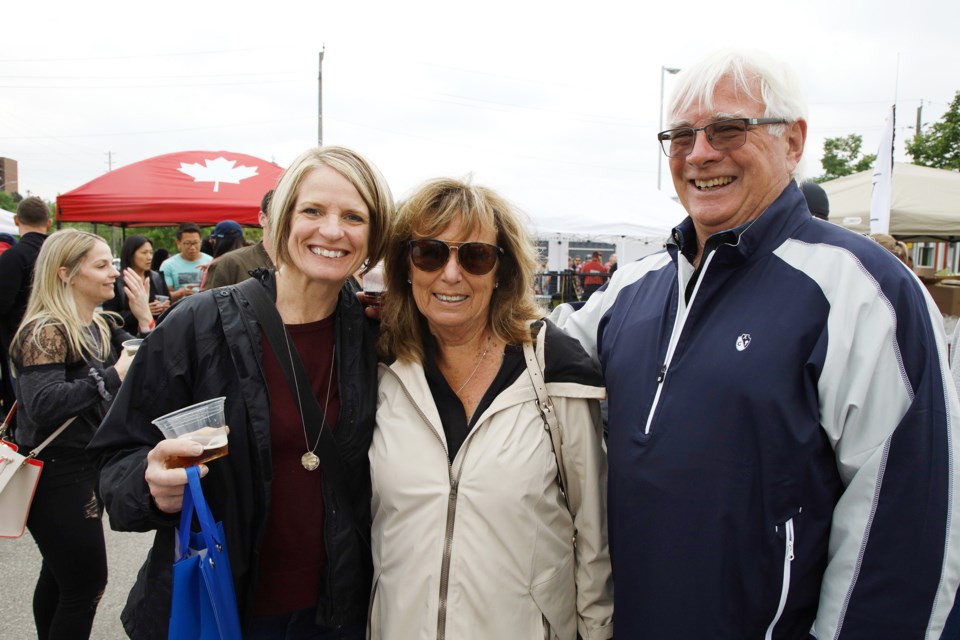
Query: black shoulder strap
xmin=236 ymin=278 xmax=353 ymax=504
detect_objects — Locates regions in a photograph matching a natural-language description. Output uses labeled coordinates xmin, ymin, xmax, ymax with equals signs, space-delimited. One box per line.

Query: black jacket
xmin=88 ymin=271 xmax=377 ymax=639
xmin=0 ymin=231 xmax=46 ymax=343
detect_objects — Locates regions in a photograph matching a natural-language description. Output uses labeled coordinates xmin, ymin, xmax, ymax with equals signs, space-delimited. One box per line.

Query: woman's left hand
xmin=124 ymin=268 xmax=153 ymax=332
xmin=148 ymin=299 xmax=170 ymax=316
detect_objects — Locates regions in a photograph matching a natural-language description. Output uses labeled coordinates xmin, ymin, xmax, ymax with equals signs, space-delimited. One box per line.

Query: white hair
xmin=667 ymin=49 xmax=809 ymax=180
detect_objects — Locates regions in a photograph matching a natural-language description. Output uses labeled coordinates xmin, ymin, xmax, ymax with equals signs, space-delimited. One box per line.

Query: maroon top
xmin=253 ymin=316 xmax=339 ymax=614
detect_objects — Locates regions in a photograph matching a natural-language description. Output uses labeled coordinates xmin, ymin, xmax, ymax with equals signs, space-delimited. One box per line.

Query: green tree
xmin=0 ymin=192 xmax=16 ymax=213
xmin=907 ymin=91 xmax=960 ymax=170
xmin=816 ymin=134 xmax=877 ymax=182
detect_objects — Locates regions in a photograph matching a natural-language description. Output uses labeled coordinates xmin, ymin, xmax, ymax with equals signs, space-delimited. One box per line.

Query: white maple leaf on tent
xmin=178 ymin=157 xmax=260 ymax=192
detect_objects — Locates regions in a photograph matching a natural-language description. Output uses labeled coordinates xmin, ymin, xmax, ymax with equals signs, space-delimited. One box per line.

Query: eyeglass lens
xmin=661 ymin=120 xmax=749 ymax=158
xmin=409 ymin=240 xmax=500 ymax=276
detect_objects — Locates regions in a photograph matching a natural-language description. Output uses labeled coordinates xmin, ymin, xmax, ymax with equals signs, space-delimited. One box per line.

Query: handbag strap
xmin=0 ymin=401 xmax=16 ymax=441
xmin=236 ymin=278 xmax=355 ymax=508
xmin=178 ymin=467 xmax=196 ymax=557
xmin=178 ymin=465 xmax=224 ymax=561
xmin=0 ymin=400 xmax=78 ymax=461
xmin=522 ymin=338 xmax=573 ymax=514
xmin=25 ymin=414 xmax=79 ymax=459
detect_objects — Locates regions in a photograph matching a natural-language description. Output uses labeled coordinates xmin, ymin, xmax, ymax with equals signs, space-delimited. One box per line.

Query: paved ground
xmin=0 ymin=515 xmax=153 ymax=640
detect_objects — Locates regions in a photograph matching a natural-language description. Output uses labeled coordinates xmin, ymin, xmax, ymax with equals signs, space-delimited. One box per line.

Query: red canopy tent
xmin=56 ymin=150 xmax=284 ymax=227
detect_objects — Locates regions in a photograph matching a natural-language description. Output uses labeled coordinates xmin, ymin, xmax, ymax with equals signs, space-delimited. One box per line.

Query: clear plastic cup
xmin=122 ymin=339 xmax=143 ymax=356
xmin=152 ymin=397 xmax=229 ymax=467
xmin=364 ymin=261 xmax=386 ymax=309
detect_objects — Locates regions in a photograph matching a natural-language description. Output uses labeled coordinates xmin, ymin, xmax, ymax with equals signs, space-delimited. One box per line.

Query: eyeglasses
xmin=657 ymin=118 xmax=788 ymax=158
xmin=179 ymin=241 xmax=201 ymax=247
xmin=408 ymin=239 xmax=503 ymax=276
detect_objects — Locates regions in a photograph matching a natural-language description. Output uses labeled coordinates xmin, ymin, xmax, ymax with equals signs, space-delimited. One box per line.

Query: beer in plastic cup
xmin=122 ymin=339 xmax=143 ymax=356
xmin=152 ymin=397 xmax=229 ymax=467
xmin=364 ymin=261 xmax=386 ymax=309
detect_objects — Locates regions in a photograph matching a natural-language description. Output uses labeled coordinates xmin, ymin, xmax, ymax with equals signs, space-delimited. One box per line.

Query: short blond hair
xmin=270 ymin=146 xmax=394 ymax=277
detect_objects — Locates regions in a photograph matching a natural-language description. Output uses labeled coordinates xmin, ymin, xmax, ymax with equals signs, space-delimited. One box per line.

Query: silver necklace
xmin=282 ymin=325 xmax=335 ymax=471
xmin=455 ymin=335 xmax=492 ymax=395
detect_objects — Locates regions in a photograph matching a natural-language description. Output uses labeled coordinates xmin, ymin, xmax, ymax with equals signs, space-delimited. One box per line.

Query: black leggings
xmin=26 ymin=448 xmax=107 ymax=640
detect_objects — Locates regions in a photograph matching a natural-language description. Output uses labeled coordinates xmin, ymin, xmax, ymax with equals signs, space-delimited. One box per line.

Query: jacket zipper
xmin=381 ymin=367 xmax=475 ymax=640
xmin=765 ymin=517 xmax=796 ymax=640
xmin=643 ymin=249 xmax=717 ymax=434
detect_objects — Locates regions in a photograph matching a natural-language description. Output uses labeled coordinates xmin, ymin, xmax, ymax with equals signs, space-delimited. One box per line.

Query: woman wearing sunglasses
xmin=370 ymin=177 xmax=613 ymax=639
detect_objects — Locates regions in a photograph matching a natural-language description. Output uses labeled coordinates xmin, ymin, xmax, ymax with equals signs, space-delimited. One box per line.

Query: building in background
xmin=0 ymin=158 xmax=18 ymax=195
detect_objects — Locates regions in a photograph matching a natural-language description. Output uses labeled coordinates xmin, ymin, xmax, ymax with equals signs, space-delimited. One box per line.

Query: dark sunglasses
xmin=408 ymin=239 xmax=503 ymax=276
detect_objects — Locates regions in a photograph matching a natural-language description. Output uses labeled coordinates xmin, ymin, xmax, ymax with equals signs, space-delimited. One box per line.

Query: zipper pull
xmin=786 ymin=520 xmax=796 ymax=561
xmin=657 ymin=364 xmax=667 ymax=383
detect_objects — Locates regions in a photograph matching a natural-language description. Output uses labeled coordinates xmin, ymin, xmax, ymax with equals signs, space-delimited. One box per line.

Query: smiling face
xmin=669 ymin=75 xmax=805 ymax=244
xmin=410 ymin=217 xmax=498 ymax=341
xmin=133 ymin=241 xmax=153 ymax=273
xmin=285 ymin=164 xmax=370 ymax=288
xmin=66 ymin=241 xmax=119 ymax=308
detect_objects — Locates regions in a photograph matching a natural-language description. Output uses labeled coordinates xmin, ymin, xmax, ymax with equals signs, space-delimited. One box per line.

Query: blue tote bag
xmin=169 ymin=465 xmax=242 ymax=640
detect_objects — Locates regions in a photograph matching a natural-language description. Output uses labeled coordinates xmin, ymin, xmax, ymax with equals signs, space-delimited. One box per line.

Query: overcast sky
xmin=3 ymin=0 xmax=958 ymax=233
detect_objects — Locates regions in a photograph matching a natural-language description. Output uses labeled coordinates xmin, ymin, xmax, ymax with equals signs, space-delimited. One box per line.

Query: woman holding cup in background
xmin=88 ymin=146 xmax=394 ymax=640
xmin=9 ymin=229 xmax=150 ymax=639
xmin=102 ymin=235 xmax=171 ymax=333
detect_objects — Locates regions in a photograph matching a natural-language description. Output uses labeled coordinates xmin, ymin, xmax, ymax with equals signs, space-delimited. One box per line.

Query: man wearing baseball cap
xmin=801 ymin=180 xmax=830 ymax=221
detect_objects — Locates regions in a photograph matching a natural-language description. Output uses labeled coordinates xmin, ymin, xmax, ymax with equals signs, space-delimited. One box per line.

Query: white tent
xmin=0 ymin=210 xmax=16 ymax=236
xmin=530 ymin=188 xmax=687 ymax=269
xmin=823 ymin=163 xmax=960 ymax=238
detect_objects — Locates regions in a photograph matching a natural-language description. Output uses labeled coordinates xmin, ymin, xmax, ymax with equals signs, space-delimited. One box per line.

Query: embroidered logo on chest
xmin=735 ymin=333 xmax=752 ymax=351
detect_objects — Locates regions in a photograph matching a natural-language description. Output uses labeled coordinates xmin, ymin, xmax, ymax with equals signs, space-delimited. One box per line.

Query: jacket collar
xmin=668 ymin=182 xmax=811 ymax=266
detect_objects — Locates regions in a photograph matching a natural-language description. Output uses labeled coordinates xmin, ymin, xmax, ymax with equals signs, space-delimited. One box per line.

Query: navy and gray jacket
xmin=552 ymin=183 xmax=960 ymax=639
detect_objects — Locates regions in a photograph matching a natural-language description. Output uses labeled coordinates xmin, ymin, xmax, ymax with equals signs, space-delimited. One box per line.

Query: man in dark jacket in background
xmin=0 ymin=196 xmax=50 ymax=417
xmin=202 ymin=190 xmax=276 ymax=290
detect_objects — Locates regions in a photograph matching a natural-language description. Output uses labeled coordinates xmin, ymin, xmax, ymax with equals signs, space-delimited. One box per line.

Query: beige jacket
xmin=369 ymin=321 xmax=614 ymax=640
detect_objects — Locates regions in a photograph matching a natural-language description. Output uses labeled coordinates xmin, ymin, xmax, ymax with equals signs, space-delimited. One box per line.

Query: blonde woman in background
xmin=869 ymin=232 xmax=910 ymax=265
xmin=9 ymin=229 xmax=150 ymax=640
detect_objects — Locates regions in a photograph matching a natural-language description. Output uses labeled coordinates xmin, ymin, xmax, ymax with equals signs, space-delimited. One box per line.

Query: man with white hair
xmin=553 ymin=49 xmax=960 ymax=638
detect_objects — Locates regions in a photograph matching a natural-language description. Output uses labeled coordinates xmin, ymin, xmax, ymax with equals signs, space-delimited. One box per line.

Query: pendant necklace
xmin=282 ymin=325 xmax=335 ymax=471
xmin=455 ymin=335 xmax=493 ymax=395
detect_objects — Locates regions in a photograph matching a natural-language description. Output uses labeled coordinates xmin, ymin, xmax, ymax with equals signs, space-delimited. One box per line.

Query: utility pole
xmin=916 ymin=100 xmax=923 ymax=134
xmin=105 ymin=151 xmax=116 ymax=172
xmin=657 ymin=67 xmax=681 ymax=191
xmin=318 ymin=46 xmax=325 ymax=147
